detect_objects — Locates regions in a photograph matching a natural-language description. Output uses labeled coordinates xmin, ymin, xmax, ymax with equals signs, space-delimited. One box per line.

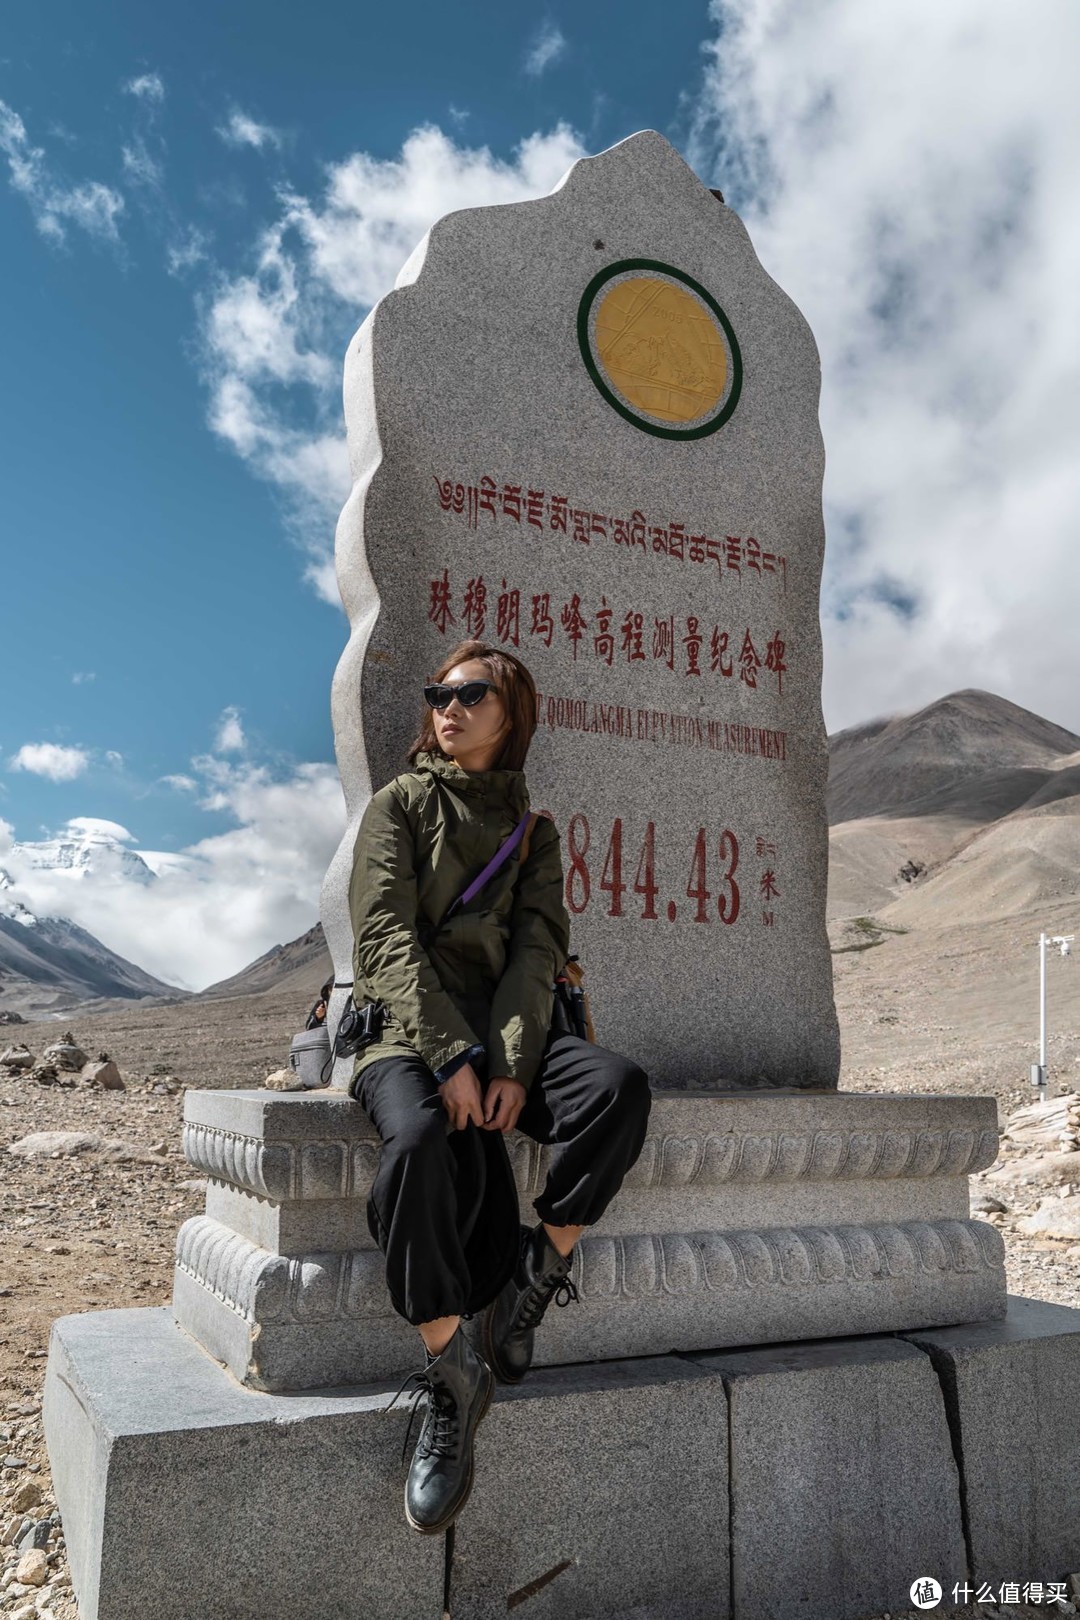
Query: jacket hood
xmin=412 ymin=749 xmax=530 ymax=813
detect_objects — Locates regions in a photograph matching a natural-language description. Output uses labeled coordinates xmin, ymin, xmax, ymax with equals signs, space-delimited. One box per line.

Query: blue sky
xmin=1 ymin=0 xmax=1076 ymax=987
xmin=2 ymin=1 xmax=713 ymax=855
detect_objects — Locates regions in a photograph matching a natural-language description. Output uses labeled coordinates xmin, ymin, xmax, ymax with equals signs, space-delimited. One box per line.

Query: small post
xmin=1032 ymin=931 xmax=1074 ymax=1100
xmin=1040 ymin=930 xmax=1047 ymax=1078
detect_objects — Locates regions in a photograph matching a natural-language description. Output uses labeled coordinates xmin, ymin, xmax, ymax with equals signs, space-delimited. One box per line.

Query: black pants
xmin=355 ymin=1034 xmax=652 ymax=1326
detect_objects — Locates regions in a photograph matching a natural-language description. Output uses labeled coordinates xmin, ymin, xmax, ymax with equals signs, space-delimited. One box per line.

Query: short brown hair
xmin=406 ymin=640 xmax=538 ymax=772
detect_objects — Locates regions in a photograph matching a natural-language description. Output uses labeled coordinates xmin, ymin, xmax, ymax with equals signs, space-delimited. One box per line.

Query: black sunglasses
xmin=423 ymin=679 xmax=498 ymax=710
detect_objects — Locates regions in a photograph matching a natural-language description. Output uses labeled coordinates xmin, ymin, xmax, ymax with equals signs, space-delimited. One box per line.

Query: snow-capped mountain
xmin=0 ymin=822 xmax=184 ymax=1014
xmin=9 ymin=821 xmax=155 ymax=886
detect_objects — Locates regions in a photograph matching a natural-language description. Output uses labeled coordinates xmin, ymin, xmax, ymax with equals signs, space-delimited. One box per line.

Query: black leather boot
xmin=466 ymin=1222 xmax=579 ymax=1384
xmin=394 ymin=1324 xmax=495 ymax=1535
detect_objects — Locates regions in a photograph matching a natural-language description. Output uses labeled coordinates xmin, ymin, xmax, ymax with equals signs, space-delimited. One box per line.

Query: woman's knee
xmin=382 ymin=1097 xmax=450 ymax=1164
xmin=594 ymin=1050 xmax=651 ymax=1117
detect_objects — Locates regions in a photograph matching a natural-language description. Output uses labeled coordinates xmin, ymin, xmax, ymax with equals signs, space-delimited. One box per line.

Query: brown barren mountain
xmin=197 ymin=921 xmax=332 ymax=1002
xmin=827 ymin=688 xmax=1080 ymax=927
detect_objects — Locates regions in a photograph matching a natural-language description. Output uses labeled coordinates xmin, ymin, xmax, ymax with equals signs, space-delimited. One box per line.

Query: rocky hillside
xmin=196 ymin=922 xmax=332 ymax=1002
xmin=828 ymin=689 xmax=1080 ymax=927
xmin=0 ymin=913 xmax=187 ymax=1020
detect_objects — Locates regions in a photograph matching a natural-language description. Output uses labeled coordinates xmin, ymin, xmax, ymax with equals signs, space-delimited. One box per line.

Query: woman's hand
xmin=482 ymin=1076 xmax=527 ymax=1134
xmin=439 ymin=1063 xmax=486 ymax=1132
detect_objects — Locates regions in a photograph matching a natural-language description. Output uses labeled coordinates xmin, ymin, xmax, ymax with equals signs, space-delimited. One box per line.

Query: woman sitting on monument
xmin=347 ymin=638 xmax=651 ymax=1535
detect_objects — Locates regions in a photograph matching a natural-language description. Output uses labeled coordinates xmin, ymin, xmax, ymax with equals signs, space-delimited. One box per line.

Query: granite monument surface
xmin=321 ymin=128 xmax=840 ymax=1090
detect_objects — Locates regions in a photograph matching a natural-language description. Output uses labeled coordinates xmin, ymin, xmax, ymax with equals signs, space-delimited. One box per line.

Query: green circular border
xmin=576 ymin=258 xmax=743 ymax=441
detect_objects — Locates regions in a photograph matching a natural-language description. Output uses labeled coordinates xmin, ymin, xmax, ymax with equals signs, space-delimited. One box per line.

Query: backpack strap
xmin=517 ymin=810 xmax=544 ymax=867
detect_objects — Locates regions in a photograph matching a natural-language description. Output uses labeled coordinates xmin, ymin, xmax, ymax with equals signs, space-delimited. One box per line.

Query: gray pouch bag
xmin=288 ymin=1026 xmax=333 ymax=1089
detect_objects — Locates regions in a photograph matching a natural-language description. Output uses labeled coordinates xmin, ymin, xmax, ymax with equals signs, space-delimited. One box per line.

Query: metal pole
xmin=1031 ymin=933 xmax=1048 ymax=1096
xmin=1040 ymin=931 xmax=1047 ymax=1070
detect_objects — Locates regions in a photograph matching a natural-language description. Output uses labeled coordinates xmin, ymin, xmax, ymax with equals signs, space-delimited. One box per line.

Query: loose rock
xmin=14 ymin=1548 xmax=47 ymax=1585
xmin=1003 ymin=1093 xmax=1080 ymax=1147
xmin=264 ymin=1068 xmax=305 ymax=1091
xmin=9 ymin=1480 xmax=42 ymax=1514
xmin=1018 ymin=1200 xmax=1080 ymax=1240
xmin=7 ymin=1132 xmax=104 ymax=1159
xmin=80 ymin=1059 xmax=124 ymax=1091
xmin=0 ymin=1045 xmax=33 ymax=1070
xmin=144 ymin=1075 xmax=180 ymax=1094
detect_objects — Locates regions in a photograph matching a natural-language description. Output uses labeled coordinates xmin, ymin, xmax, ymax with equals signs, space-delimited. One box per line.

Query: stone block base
xmin=44 ymin=1297 xmax=1080 ymax=1620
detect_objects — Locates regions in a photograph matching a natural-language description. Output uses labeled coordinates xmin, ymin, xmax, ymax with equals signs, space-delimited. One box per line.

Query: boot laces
xmin=516 ymin=1268 xmax=579 ymax=1332
xmin=386 ymin=1369 xmax=461 ymax=1463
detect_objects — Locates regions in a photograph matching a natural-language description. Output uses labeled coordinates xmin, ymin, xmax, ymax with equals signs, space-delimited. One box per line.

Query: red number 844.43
xmin=551 ymin=814 xmax=740 ymax=926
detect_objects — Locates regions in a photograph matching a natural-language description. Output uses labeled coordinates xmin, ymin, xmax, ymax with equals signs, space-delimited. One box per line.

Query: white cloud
xmin=217 ymin=109 xmax=282 ymax=151
xmin=166 ymin=224 xmax=209 ymax=277
xmin=65 ymin=816 xmax=134 ymax=842
xmin=688 ymin=0 xmax=1080 ymax=734
xmin=9 ymin=743 xmax=90 ymax=782
xmin=160 ymin=774 xmax=197 ymax=792
xmin=524 ymin=22 xmax=567 ymax=77
xmin=280 ymin=122 xmax=585 ymax=307
xmin=124 ymin=74 xmax=165 ymax=104
xmin=214 ymin=706 xmax=245 ymax=754
xmin=71 ymin=671 xmax=96 ymax=685
xmin=104 ymin=750 xmax=124 ymax=767
xmin=0 ymin=98 xmax=124 ymax=244
xmin=1 ymin=756 xmax=345 ymax=990
xmin=198 ymin=122 xmax=585 ymax=599
xmin=121 ymin=138 xmax=162 ymax=188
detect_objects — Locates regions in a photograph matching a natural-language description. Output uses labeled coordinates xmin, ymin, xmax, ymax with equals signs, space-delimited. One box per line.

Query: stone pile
xmin=0 ymin=1039 xmax=128 ymax=1092
xmin=40 ymin=1037 xmax=86 ymax=1073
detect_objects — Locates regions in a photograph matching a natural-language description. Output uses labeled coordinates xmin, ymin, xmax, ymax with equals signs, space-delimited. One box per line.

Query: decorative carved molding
xmin=573 ymin=1219 xmax=1004 ymax=1301
xmin=181 ymin=1123 xmax=381 ymax=1202
xmin=175 ymin=1215 xmax=1004 ymax=1326
xmin=612 ymin=1127 xmax=1000 ymax=1190
xmin=184 ymin=1120 xmax=1000 ymax=1203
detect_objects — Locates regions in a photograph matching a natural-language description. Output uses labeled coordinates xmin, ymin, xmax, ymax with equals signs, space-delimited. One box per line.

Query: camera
xmin=334 ymin=999 xmax=387 ymax=1059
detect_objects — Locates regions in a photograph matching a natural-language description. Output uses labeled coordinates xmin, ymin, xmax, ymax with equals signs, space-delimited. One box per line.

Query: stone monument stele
xmin=42 ymin=130 xmax=1080 ymax=1620
xmin=320 ymin=126 xmax=840 ymax=1092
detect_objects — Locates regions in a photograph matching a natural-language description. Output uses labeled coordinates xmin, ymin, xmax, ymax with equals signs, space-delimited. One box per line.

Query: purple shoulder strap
xmin=446 ymin=812 xmax=533 ymax=917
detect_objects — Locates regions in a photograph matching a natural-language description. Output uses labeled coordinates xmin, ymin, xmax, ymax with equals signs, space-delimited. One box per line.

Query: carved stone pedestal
xmin=171 ymin=1086 xmax=1005 ymax=1391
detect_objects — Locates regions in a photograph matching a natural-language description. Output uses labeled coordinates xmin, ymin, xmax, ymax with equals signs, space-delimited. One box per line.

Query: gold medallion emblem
xmin=593 ymin=277 xmax=728 ymax=426
xmin=578 ymin=260 xmax=742 ymax=440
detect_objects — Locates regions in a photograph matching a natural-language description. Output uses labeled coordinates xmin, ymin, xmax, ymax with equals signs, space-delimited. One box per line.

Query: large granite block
xmin=44 ymin=1307 xmax=727 ymax=1620
xmin=46 ymin=1295 xmax=1080 ymax=1620
xmin=446 ymin=1355 xmax=729 ymax=1620
xmin=44 ymin=1307 xmax=447 ymax=1620
xmin=686 ymin=1334 xmax=968 ymax=1620
xmin=902 ymin=1296 xmax=1080 ymax=1588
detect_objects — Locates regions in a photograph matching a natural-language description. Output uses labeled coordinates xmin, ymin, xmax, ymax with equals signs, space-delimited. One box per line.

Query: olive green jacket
xmin=349 ymin=750 xmax=572 ymax=1089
